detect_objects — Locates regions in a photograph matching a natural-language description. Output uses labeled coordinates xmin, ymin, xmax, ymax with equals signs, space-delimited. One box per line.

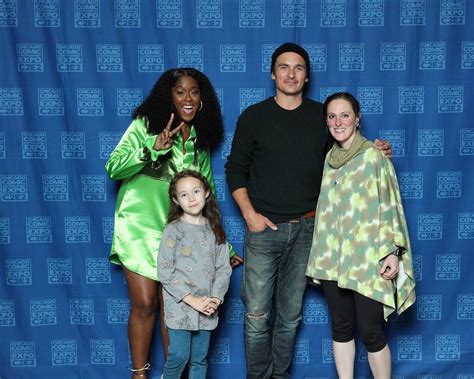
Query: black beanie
xmin=271 ymin=42 xmax=310 ymax=79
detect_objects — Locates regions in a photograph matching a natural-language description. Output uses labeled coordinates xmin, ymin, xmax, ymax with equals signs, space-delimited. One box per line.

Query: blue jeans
xmin=241 ymin=216 xmax=315 ymax=379
xmin=162 ymin=328 xmax=211 ymax=379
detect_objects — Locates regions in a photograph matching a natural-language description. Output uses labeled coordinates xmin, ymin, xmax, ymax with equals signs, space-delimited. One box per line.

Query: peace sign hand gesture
xmin=153 ymin=113 xmax=185 ymax=151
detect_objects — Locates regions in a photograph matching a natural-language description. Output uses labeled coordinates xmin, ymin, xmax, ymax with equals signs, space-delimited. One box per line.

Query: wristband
xmin=391 ymin=248 xmax=403 ymax=257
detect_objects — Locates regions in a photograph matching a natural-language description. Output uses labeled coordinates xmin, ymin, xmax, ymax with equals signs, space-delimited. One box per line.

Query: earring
xmin=199 ymin=101 xmax=203 ymax=111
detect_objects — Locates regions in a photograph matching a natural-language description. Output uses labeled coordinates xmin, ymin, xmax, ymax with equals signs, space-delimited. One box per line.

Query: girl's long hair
xmin=168 ymin=170 xmax=226 ymax=245
xmin=133 ymin=68 xmax=224 ymax=150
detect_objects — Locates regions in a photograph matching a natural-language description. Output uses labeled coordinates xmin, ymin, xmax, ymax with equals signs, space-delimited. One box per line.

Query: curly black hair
xmin=133 ymin=68 xmax=224 ymax=150
xmin=168 ymin=170 xmax=226 ymax=245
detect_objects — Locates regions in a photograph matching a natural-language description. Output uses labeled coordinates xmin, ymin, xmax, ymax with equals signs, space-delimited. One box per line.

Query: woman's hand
xmin=153 ymin=113 xmax=184 ymax=151
xmin=380 ymin=254 xmax=399 ymax=280
xmin=230 ymin=253 xmax=244 ymax=268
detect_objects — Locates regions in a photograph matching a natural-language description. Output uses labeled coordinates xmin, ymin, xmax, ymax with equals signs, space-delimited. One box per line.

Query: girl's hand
xmin=183 ymin=295 xmax=216 ymax=316
xmin=380 ymin=254 xmax=399 ymax=280
xmin=153 ymin=113 xmax=184 ymax=151
xmin=230 ymin=253 xmax=244 ymax=268
xmin=204 ymin=298 xmax=221 ymax=314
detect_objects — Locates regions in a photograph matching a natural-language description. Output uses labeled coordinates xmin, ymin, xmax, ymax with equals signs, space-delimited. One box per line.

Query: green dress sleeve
xmin=105 ymin=118 xmax=171 ymax=180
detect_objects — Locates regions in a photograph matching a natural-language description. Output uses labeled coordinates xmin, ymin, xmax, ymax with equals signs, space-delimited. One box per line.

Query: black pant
xmin=322 ymin=280 xmax=387 ymax=353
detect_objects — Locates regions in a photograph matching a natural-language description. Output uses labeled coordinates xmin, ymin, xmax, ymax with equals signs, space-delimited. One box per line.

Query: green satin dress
xmin=106 ymin=117 xmax=224 ymax=281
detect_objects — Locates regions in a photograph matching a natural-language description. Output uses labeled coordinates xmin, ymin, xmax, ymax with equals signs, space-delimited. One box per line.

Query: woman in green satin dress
xmin=105 ymin=68 xmax=242 ymax=379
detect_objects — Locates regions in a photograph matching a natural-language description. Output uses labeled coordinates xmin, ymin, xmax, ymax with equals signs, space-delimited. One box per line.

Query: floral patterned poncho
xmin=306 ymin=144 xmax=416 ymax=319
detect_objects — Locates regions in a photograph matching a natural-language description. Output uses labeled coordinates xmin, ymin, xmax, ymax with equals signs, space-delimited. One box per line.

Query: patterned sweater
xmin=158 ymin=219 xmax=232 ymax=330
xmin=306 ymin=146 xmax=416 ymax=319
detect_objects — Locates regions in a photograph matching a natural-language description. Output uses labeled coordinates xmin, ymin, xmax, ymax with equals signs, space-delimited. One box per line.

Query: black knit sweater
xmin=225 ymin=97 xmax=331 ymax=223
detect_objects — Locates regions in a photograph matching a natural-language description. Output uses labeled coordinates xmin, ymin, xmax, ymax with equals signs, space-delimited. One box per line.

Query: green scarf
xmin=327 ymin=131 xmax=374 ymax=169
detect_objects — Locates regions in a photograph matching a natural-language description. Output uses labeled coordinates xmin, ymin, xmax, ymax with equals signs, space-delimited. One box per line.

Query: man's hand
xmin=231 ymin=188 xmax=277 ymax=233
xmin=244 ymin=210 xmax=277 ymax=233
xmin=374 ymin=138 xmax=392 ymax=159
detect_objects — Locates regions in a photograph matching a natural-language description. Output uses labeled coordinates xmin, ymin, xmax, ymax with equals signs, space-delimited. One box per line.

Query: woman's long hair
xmin=168 ymin=170 xmax=226 ymax=245
xmin=133 ymin=68 xmax=224 ymax=150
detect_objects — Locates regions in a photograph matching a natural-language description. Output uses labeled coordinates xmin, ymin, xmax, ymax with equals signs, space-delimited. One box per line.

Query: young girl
xmin=158 ymin=170 xmax=232 ymax=379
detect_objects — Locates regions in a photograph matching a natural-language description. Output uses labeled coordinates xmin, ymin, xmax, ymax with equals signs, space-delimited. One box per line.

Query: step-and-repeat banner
xmin=1 ymin=1 xmax=473 ymax=378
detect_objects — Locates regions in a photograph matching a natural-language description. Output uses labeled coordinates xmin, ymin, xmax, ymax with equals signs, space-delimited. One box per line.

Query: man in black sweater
xmin=225 ymin=43 xmax=389 ymax=379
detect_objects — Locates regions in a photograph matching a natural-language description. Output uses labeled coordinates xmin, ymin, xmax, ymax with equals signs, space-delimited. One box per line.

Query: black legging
xmin=322 ymin=280 xmax=387 ymax=353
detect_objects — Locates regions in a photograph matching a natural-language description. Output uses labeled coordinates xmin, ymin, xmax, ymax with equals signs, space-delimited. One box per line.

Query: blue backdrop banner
xmin=1 ymin=0 xmax=473 ymax=378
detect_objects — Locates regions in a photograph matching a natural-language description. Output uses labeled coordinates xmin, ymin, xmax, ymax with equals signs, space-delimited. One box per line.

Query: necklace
xmin=332 ymin=166 xmax=344 ymax=187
